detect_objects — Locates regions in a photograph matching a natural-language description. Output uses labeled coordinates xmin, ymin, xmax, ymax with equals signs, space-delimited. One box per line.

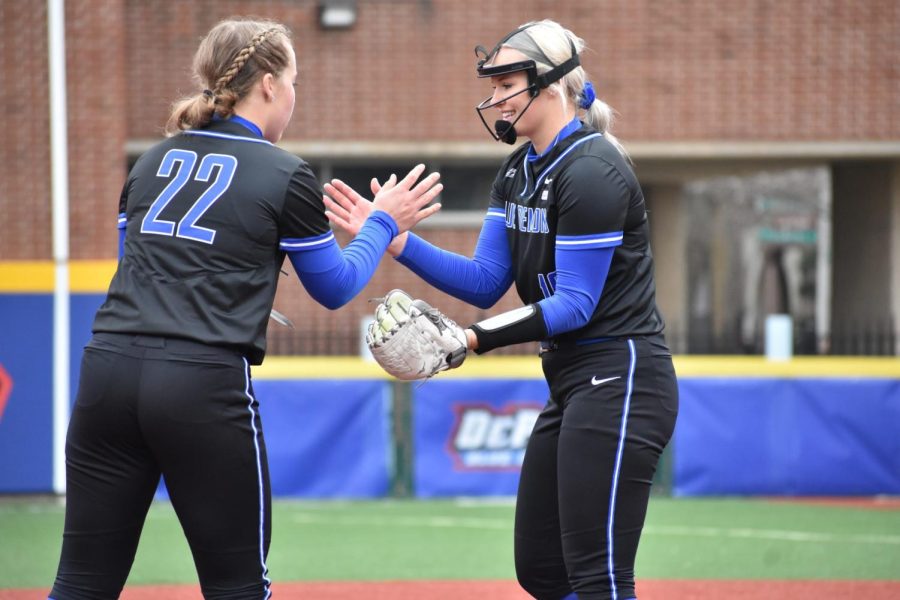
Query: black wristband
xmin=469 ymin=304 xmax=548 ymax=355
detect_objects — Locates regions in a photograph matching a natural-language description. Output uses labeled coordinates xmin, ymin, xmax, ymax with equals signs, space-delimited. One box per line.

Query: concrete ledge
xmin=126 ymin=139 xmax=900 ymax=161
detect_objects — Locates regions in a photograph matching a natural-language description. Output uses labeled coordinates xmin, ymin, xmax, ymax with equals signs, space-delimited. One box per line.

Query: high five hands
xmin=324 ymin=164 xmax=439 ymax=255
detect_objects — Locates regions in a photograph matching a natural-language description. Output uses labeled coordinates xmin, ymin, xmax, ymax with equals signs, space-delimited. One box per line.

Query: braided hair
xmin=166 ymin=19 xmax=291 ymax=135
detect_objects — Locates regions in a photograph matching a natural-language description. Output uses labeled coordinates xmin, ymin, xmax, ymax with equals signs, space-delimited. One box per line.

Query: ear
xmin=261 ymin=72 xmax=276 ymax=101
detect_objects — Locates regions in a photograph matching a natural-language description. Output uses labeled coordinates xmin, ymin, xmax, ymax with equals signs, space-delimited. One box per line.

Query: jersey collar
xmin=518 ymin=125 xmax=604 ymax=200
xmin=526 ymin=117 xmax=582 ymax=163
xmin=228 ymin=115 xmax=264 ymax=138
xmin=210 ymin=113 xmax=264 ymax=138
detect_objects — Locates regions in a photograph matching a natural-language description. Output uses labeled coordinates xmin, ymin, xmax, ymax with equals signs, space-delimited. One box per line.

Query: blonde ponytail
xmin=584 ymin=97 xmax=629 ymax=160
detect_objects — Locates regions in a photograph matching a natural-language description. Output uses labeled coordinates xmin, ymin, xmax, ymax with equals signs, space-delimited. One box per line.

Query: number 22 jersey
xmin=93 ymin=119 xmax=330 ymax=364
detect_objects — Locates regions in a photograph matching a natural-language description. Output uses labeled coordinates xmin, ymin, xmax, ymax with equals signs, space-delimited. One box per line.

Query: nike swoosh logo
xmin=591 ymin=376 xmax=621 ymax=386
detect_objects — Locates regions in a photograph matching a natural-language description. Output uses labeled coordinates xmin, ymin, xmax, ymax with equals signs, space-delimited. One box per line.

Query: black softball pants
xmin=515 ymin=336 xmax=678 ymax=600
xmin=50 ymin=333 xmax=272 ymax=600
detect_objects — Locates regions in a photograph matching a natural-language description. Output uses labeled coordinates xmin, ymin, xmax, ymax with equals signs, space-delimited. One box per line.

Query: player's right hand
xmin=369 ymin=165 xmax=442 ymax=235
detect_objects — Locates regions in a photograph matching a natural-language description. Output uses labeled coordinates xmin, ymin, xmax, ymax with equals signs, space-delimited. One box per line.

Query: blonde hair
xmin=165 ymin=19 xmax=292 ymax=136
xmin=504 ymin=19 xmax=628 ymax=159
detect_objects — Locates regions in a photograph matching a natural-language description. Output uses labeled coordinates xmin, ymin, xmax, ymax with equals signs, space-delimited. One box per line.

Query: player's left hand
xmin=323 ymin=178 xmax=373 ymax=236
xmin=367 ymin=289 xmax=467 ymax=380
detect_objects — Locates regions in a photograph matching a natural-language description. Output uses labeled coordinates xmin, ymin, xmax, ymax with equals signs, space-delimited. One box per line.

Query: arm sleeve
xmin=470 ymin=303 xmax=548 ymax=354
xmin=537 ymin=244 xmax=615 ymax=336
xmin=118 ymin=214 xmax=126 ymax=259
xmin=117 ymin=179 xmax=129 ymax=260
xmin=285 ymin=211 xmax=398 ymax=310
xmin=394 ymin=208 xmax=514 ymax=309
xmin=278 ymin=163 xmax=397 ymax=309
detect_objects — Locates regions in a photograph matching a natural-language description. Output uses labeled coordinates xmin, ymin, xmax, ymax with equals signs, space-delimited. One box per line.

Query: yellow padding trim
xmin=672 ymin=355 xmax=900 ymax=378
xmin=0 ymin=260 xmax=117 ymax=292
xmin=0 ymin=261 xmax=54 ymax=291
xmin=254 ymin=355 xmax=544 ymax=380
xmin=70 ymin=260 xmax=117 ymax=292
xmin=252 ymin=355 xmax=900 ymax=380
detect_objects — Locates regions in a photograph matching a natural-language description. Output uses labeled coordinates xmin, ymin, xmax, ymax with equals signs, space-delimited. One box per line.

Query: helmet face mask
xmin=475 ymin=82 xmax=538 ymax=145
xmin=474 ymin=25 xmax=540 ymax=145
xmin=473 ymin=24 xmax=582 ymax=144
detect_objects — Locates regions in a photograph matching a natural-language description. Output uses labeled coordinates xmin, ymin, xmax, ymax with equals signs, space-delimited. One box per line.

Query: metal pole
xmin=390 ymin=381 xmax=413 ymax=497
xmin=48 ymin=0 xmax=70 ymax=495
xmin=816 ymin=168 xmax=832 ymax=355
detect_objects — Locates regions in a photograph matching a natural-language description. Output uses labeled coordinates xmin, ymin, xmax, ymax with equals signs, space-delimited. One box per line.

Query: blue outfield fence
xmin=673 ymin=378 xmax=900 ymax=496
xmin=1 ymin=290 xmax=899 ymax=497
xmin=255 ymin=379 xmax=393 ymax=497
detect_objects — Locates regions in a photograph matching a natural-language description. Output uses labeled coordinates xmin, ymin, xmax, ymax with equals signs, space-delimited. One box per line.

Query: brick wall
xmin=1 ymin=1 xmax=52 ymax=259
xmin=0 ymin=0 xmax=127 ymax=260
xmin=67 ymin=0 xmax=128 ymax=259
xmin=123 ymin=0 xmax=900 ymax=143
xmin=5 ymin=0 xmax=898 ymax=260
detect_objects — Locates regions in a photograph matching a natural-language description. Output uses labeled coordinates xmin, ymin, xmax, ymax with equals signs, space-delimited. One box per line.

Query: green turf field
xmin=2 ymin=496 xmax=898 ymax=588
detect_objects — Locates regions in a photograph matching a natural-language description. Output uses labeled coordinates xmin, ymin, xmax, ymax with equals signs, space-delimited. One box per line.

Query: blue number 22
xmin=140 ymin=149 xmax=237 ymax=244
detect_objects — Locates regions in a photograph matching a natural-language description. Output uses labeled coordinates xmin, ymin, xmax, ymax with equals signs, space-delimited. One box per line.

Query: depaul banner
xmin=413 ymin=379 xmax=549 ymax=497
xmin=674 ymin=377 xmax=900 ymax=496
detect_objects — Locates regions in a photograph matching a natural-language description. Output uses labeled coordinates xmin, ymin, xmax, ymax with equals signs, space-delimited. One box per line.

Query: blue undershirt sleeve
xmin=537 ymin=244 xmax=616 ymax=337
xmin=394 ymin=210 xmax=513 ymax=309
xmin=117 ymin=212 xmax=126 ymax=260
xmin=285 ymin=210 xmax=399 ymax=310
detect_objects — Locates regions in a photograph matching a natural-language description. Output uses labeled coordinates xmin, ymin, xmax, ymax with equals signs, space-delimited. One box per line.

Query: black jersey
xmin=93 ymin=119 xmax=329 ymax=364
xmin=489 ymin=123 xmax=665 ymax=342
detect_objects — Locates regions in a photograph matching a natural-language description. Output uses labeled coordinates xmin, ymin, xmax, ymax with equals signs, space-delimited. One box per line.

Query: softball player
xmin=49 ymin=18 xmax=441 ymax=600
xmin=326 ymin=19 xmax=678 ymax=600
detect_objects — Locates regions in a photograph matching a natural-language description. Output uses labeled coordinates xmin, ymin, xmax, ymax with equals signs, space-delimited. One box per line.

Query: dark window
xmin=331 ymin=163 xmax=421 ymax=199
xmin=437 ymin=164 xmax=499 ymax=211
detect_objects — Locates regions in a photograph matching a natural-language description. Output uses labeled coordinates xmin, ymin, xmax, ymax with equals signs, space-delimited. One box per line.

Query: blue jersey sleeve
xmin=284 ymin=210 xmax=398 ymax=309
xmin=117 ymin=179 xmax=129 ymax=260
xmin=395 ymin=208 xmax=513 ymax=309
xmin=537 ymin=238 xmax=617 ymax=337
xmin=118 ymin=212 xmax=126 ymax=259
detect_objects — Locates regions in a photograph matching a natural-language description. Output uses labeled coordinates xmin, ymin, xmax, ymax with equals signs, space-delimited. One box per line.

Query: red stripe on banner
xmin=0 ymin=363 xmax=11 ymax=423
